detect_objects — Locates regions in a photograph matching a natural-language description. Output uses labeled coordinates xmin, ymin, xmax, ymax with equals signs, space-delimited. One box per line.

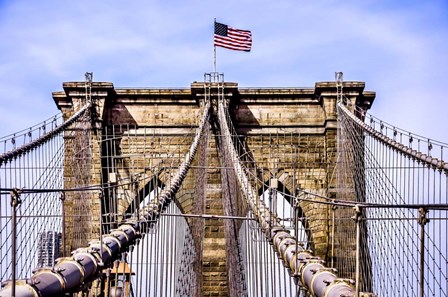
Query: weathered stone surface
xmin=54 ymin=79 xmax=374 ymax=294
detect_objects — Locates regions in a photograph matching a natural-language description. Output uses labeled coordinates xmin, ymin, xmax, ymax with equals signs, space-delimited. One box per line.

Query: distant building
xmin=37 ymin=231 xmax=61 ymax=268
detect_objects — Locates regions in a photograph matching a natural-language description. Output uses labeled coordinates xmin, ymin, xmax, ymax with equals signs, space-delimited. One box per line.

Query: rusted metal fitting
xmin=418 ymin=207 xmax=429 ymax=226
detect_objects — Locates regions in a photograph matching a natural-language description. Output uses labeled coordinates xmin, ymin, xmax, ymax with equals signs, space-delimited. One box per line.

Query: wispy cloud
xmin=0 ymin=0 xmax=447 ymax=142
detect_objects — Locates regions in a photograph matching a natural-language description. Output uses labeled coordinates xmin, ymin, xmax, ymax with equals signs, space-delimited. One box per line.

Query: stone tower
xmin=53 ymin=78 xmax=375 ymax=295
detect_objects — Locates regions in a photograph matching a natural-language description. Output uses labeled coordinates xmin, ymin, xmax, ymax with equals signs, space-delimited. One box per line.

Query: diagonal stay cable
xmin=0 ymin=103 xmax=91 ymax=166
xmin=0 ymin=102 xmax=211 ymax=297
xmin=216 ymin=99 xmax=362 ymax=297
xmin=132 ymin=101 xmax=210 ymax=224
xmin=338 ymin=102 xmax=447 ymax=171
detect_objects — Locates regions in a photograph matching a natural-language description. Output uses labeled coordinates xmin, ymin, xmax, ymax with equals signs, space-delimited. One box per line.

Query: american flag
xmin=214 ymin=22 xmax=252 ymax=52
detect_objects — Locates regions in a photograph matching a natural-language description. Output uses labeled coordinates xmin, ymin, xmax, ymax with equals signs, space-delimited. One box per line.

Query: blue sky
xmin=0 ymin=0 xmax=447 ymax=142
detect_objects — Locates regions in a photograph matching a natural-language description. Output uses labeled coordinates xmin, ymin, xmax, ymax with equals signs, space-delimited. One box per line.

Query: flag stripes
xmin=214 ymin=22 xmax=252 ymax=52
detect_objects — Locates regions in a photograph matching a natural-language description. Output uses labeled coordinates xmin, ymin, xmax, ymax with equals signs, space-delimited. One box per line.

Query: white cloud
xmin=0 ymin=0 xmax=447 ymax=143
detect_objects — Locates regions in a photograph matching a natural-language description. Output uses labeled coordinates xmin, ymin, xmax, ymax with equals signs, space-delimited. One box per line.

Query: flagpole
xmin=213 ymin=18 xmax=217 ymax=73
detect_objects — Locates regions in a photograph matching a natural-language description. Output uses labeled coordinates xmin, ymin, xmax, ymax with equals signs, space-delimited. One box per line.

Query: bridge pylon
xmin=50 ymin=75 xmax=375 ymax=296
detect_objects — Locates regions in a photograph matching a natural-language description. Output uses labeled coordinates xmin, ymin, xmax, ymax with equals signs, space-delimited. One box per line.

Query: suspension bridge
xmin=0 ymin=72 xmax=447 ymax=297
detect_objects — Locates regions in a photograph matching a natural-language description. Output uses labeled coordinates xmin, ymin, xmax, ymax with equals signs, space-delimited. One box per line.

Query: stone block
xmin=55 ymin=80 xmax=373 ymax=293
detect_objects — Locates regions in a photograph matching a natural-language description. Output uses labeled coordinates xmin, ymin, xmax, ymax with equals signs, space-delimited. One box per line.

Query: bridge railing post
xmin=331 ymin=202 xmax=336 ymax=269
xmin=353 ymin=204 xmax=362 ymax=297
xmin=10 ymin=189 xmax=21 ymax=297
xmin=417 ymin=207 xmax=429 ymax=297
xmin=60 ymin=192 xmax=66 ymax=257
xmin=269 ymin=178 xmax=278 ymax=229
